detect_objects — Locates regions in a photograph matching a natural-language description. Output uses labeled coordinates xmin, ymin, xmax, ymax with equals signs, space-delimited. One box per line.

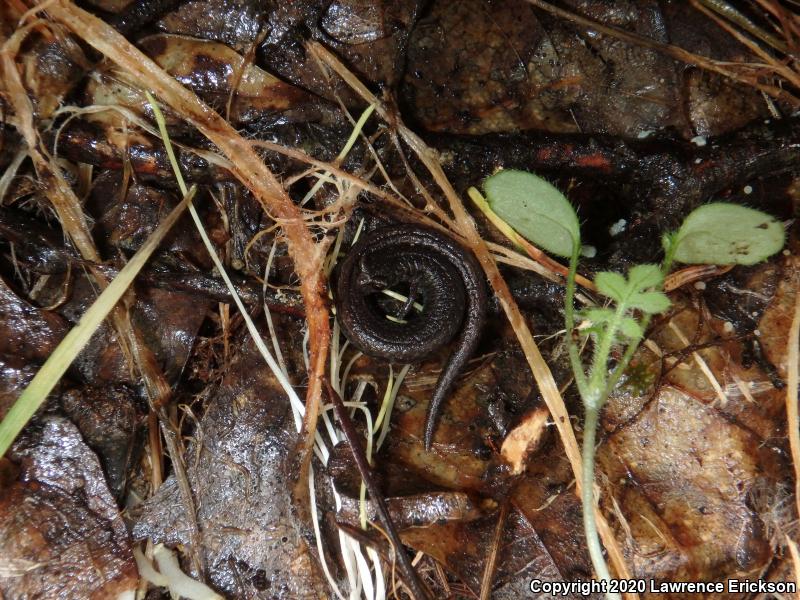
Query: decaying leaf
xmin=1 ymin=1 xmax=799 ymax=598
xmin=0 ymin=417 xmax=138 ymax=599
xmin=133 ymin=333 xmax=329 ymax=598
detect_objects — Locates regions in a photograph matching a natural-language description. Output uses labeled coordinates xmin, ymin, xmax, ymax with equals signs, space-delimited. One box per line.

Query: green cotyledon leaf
xmin=484 ymin=169 xmax=580 ymax=257
xmin=667 ymin=203 xmax=785 ymax=266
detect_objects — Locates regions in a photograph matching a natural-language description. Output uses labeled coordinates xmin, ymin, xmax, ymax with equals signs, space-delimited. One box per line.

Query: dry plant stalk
xmin=787 ymin=288 xmax=800 ymax=522
xmin=754 ymin=0 xmax=800 ymax=47
xmin=5 ymin=13 xmax=207 ymax=561
xmin=786 ymin=535 xmax=800 ymax=600
xmin=2 ymin=16 xmax=172 ymax=409
xmin=479 ymin=501 xmax=510 ymax=600
xmin=35 ymin=0 xmax=331 ymax=505
xmin=1 ymin=21 xmax=96 ymax=258
xmin=663 ymin=265 xmax=733 ymax=292
xmin=524 ymin=0 xmax=800 ymax=108
xmin=307 ymin=41 xmax=636 ymax=593
xmin=4 ymin=14 xmax=207 ymax=568
xmin=691 ymin=0 xmax=800 ymax=92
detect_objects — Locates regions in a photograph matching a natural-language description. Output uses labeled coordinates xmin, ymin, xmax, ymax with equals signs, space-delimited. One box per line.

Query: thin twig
xmin=696 ymin=0 xmax=790 ymax=53
xmin=160 ymin=420 xmax=206 ymax=577
xmin=325 ymin=382 xmax=431 ymax=600
xmin=147 ymin=411 xmax=163 ymax=489
xmin=785 ymin=535 xmax=800 ymax=600
xmin=479 ymin=500 xmax=509 ymax=600
xmin=663 ymin=265 xmax=732 ymax=292
xmin=691 ymin=0 xmax=800 ymax=90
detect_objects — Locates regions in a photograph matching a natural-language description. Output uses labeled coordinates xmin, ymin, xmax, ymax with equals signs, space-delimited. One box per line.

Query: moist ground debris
xmin=1 ymin=1 xmax=800 ymax=599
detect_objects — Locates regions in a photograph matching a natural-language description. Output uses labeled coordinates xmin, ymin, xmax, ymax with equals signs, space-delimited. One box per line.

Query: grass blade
xmin=0 ymin=186 xmax=196 ymax=457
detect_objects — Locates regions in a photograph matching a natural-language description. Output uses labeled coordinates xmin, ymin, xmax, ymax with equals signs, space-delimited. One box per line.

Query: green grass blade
xmin=0 ymin=186 xmax=196 ymax=457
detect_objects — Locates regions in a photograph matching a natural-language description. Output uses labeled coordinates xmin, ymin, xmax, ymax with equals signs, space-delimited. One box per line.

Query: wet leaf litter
xmin=1 ymin=1 xmax=799 ymax=599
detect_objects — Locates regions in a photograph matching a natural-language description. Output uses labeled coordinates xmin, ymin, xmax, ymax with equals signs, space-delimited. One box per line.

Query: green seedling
xmin=480 ymin=168 xmax=785 ymax=599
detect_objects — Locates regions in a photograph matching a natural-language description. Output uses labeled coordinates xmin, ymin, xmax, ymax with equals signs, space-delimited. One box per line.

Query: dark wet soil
xmin=1 ymin=1 xmax=799 ymax=598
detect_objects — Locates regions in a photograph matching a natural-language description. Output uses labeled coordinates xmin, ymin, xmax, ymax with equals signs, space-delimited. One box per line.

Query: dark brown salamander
xmin=334 ymin=225 xmax=486 ymax=450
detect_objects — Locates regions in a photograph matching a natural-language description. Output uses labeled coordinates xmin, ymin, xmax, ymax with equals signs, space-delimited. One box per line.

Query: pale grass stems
xmin=134 ymin=544 xmax=223 ymax=600
xmin=326 ymin=222 xmax=412 ymax=599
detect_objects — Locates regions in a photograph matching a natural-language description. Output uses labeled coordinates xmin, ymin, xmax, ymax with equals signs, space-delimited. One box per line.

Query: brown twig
xmin=754 ymin=0 xmax=800 ymax=51
xmin=1 ymin=22 xmax=98 ymax=262
xmin=785 ymin=535 xmax=800 ymax=600
xmin=146 ymin=411 xmax=163 ymax=489
xmin=664 ymin=264 xmax=733 ymax=292
xmin=479 ymin=500 xmax=509 ymax=600
xmin=786 ymin=284 xmax=800 ymax=522
xmin=160 ymin=419 xmax=206 ymax=577
xmin=691 ymin=0 xmax=800 ymax=91
xmin=696 ymin=0 xmax=791 ymax=53
xmin=325 ymin=381 xmax=431 ymax=600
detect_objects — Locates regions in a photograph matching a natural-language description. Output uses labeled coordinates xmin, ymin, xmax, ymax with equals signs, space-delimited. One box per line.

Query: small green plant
xmin=478 ymin=169 xmax=785 ymax=599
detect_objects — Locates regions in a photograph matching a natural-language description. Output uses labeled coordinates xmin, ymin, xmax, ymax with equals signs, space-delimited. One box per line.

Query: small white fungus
xmin=609 ymin=219 xmax=627 ymax=236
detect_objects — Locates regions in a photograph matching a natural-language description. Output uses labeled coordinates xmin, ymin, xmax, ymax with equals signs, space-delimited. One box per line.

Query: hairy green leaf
xmin=484 ymin=169 xmax=580 ymax=257
xmin=579 ymin=308 xmax=643 ymax=341
xmin=581 ymin=307 xmax=615 ymax=326
xmin=594 ymin=272 xmax=628 ymax=304
xmin=595 ymin=264 xmax=669 ymax=316
xmin=578 ymin=307 xmax=614 ymax=339
xmin=627 ymin=264 xmax=663 ymax=290
xmin=671 ymin=203 xmax=785 ymax=265
xmin=618 ymin=316 xmax=644 ymax=340
xmin=626 ymin=291 xmax=671 ymax=314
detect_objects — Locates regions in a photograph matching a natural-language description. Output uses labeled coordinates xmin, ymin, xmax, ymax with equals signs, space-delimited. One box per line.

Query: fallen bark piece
xmin=0 ymin=416 xmax=138 ymax=600
xmin=501 ymin=404 xmax=550 ymax=475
